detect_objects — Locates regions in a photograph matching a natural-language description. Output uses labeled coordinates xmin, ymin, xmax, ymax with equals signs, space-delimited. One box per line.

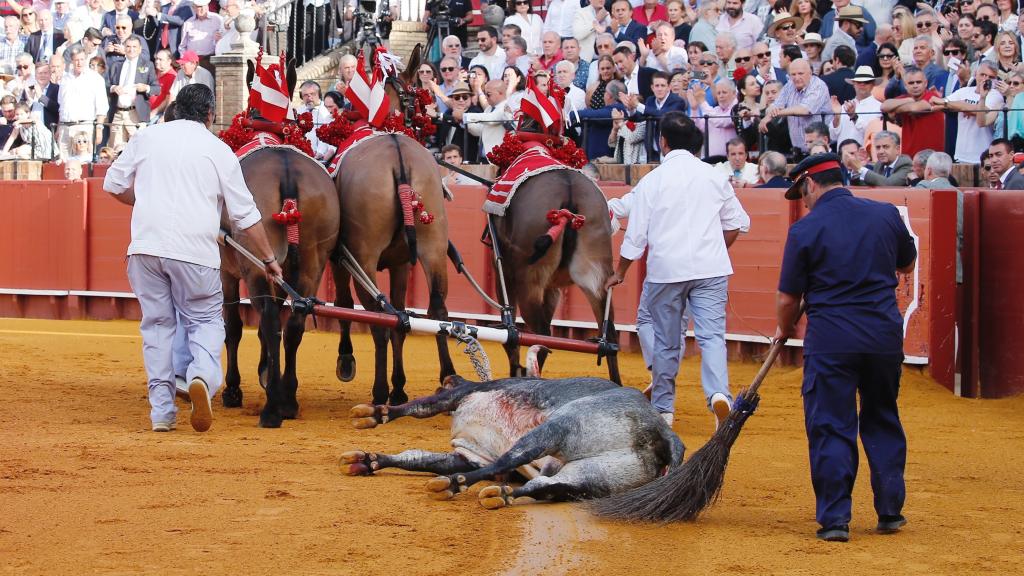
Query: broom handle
xmin=748 ymin=301 xmax=806 ymax=395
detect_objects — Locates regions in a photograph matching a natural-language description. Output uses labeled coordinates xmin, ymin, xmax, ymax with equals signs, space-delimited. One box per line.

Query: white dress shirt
xmin=621 ymin=148 xmax=750 ymax=283
xmin=57 ymin=68 xmax=108 ymax=122
xmin=468 ymin=47 xmax=508 ymax=85
xmin=713 ymin=160 xmax=759 ymax=185
xmin=117 ymin=57 xmax=138 ymax=108
xmin=103 ymin=120 xmax=263 ymax=269
xmin=643 ymin=45 xmax=688 ymax=73
xmin=829 ymin=94 xmax=881 ymax=145
xmin=303 ymin=103 xmax=337 ymax=160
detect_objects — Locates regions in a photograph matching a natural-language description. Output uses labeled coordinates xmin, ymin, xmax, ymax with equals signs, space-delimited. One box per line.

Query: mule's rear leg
xmin=340 ymin=449 xmax=479 ymax=476
xmin=331 ymin=261 xmax=357 ymax=382
xmin=387 ymin=262 xmax=410 ymax=406
xmin=418 ymin=241 xmax=456 ymax=384
xmin=278 ymin=309 xmax=306 ymax=419
xmin=581 ymin=287 xmax=620 ymax=385
xmin=222 ymin=274 xmax=244 ymax=408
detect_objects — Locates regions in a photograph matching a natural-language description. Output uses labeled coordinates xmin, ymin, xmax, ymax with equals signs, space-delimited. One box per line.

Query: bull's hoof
xmin=337 ymin=354 xmax=356 ymax=382
xmin=222 ymin=386 xmax=242 ymax=408
xmin=350 ymin=403 xmax=385 ymax=429
xmin=389 ymin=389 xmax=408 ymax=406
xmin=478 ymin=485 xmax=514 ymax=510
xmin=339 ymin=451 xmax=378 ymax=476
xmin=425 ymin=475 xmax=461 ymax=500
xmin=258 ymin=408 xmax=283 ymax=429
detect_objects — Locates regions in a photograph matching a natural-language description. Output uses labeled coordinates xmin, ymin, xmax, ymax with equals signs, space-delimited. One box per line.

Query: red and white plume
xmin=248 ymin=49 xmax=293 ymax=123
xmin=519 ymin=74 xmax=562 ymax=132
xmin=345 ymin=50 xmax=389 ymax=128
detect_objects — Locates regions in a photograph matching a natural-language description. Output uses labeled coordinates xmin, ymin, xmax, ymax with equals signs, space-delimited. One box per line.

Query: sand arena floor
xmin=1 ymin=317 xmax=1022 ymax=575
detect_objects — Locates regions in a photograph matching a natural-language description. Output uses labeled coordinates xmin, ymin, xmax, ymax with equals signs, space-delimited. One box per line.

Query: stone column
xmin=210 ymin=14 xmax=261 ymax=133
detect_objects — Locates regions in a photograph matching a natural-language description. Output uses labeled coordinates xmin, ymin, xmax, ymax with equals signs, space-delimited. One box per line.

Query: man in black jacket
xmin=821 ymin=45 xmax=856 ymax=103
xmin=25 ymin=61 xmax=60 ymax=130
xmin=434 ymin=81 xmax=481 ymax=163
xmin=26 ymin=9 xmax=64 ymax=63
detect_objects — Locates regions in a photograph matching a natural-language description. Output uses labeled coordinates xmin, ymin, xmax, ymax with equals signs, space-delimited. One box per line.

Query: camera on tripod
xmin=356 ymin=0 xmax=392 ymax=49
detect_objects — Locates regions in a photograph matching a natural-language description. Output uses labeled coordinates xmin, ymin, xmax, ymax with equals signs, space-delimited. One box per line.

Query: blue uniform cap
xmin=786 ymin=153 xmax=842 ymax=200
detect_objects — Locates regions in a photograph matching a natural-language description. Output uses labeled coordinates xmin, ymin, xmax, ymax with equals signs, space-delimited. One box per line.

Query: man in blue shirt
xmin=775 ymin=153 xmax=917 ymax=543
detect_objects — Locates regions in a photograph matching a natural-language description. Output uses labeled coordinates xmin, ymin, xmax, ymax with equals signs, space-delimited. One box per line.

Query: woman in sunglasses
xmin=891 ymin=8 xmax=916 ymax=63
xmin=18 ymin=7 xmax=39 ymax=38
xmin=994 ymin=30 xmax=1020 ymax=73
xmin=872 ymin=42 xmax=900 ymax=101
xmin=503 ymin=0 xmax=543 ymax=56
xmin=414 ymin=62 xmax=440 ymax=90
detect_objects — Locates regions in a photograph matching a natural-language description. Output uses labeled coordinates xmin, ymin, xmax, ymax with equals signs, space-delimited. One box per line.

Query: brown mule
xmin=220 ymin=146 xmax=341 ymax=428
xmin=331 ymin=132 xmax=456 ymax=406
xmin=490 ymin=168 xmax=621 ymax=383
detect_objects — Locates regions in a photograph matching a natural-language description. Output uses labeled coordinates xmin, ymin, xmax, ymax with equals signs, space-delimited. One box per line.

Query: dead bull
xmin=340 ymin=375 xmax=685 ymax=508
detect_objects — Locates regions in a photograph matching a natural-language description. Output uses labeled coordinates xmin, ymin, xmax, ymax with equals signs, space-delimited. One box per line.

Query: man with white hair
xmin=930 ymin=61 xmax=1003 ymax=164
xmin=695 ymin=77 xmax=739 ymax=156
xmin=715 ymin=31 xmax=737 ymax=76
xmin=716 ymin=0 xmax=761 ymax=51
xmin=640 ymin=22 xmax=687 ymax=73
xmin=759 ymin=59 xmax=831 ymax=155
xmin=756 ymin=150 xmax=793 ymax=188
xmin=915 ymin=151 xmax=960 ymax=283
xmin=532 ymin=31 xmax=562 ymax=72
xmin=0 ymin=16 xmax=24 ymax=69
xmin=441 ymin=35 xmax=470 ymax=69
xmin=560 ymin=37 xmax=589 ymax=90
xmin=333 ymin=53 xmax=358 ymax=94
xmin=585 ymin=32 xmax=616 ymax=87
xmin=555 ymin=59 xmax=585 ymax=126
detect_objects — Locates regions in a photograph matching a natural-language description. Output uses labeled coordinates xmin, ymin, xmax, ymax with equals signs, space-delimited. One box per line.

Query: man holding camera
xmin=929 ymin=60 xmax=1003 ymax=164
xmin=425 ymin=0 xmax=471 ymax=47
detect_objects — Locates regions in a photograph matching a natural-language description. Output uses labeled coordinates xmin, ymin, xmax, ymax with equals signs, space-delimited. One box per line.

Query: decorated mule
xmin=482 ymin=73 xmax=620 ymax=382
xmin=317 ymin=45 xmax=455 ymax=406
xmin=216 ymin=51 xmax=341 ymax=428
xmin=339 ymin=361 xmax=685 ymax=508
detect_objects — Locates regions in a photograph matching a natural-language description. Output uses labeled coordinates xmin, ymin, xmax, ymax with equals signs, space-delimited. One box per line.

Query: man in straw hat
xmin=775 ymin=152 xmax=916 ymax=543
xmin=821 ymin=5 xmax=862 ymax=63
xmin=828 ymin=64 xmax=882 ymax=144
xmin=766 ymin=10 xmax=802 ymax=69
xmin=820 ymin=0 xmax=877 ymax=46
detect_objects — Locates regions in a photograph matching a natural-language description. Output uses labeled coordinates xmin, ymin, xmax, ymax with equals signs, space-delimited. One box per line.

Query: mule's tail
xmin=528 ymin=173 xmax=582 ymax=264
xmin=390 ymin=134 xmax=418 ymax=266
xmin=274 ymin=150 xmax=301 ymax=290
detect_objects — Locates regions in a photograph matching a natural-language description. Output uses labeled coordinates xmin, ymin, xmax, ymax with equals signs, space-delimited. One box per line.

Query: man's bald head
xmin=788 ymin=58 xmax=811 ymax=89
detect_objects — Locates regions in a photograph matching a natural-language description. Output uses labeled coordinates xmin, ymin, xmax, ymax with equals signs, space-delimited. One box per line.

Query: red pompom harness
xmin=272 ymin=198 xmax=302 ymax=245
xmin=543 ymin=208 xmax=586 ymax=243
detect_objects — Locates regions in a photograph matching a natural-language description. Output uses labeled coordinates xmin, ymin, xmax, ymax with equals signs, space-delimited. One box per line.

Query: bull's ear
xmin=245 ymin=60 xmax=255 ymax=89
xmin=286 ymin=60 xmax=298 ymax=96
xmin=402 ymin=43 xmax=423 ymax=85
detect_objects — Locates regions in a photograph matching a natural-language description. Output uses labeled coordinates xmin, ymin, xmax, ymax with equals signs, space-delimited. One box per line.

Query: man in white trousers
xmin=104 ymin=84 xmax=282 ymax=433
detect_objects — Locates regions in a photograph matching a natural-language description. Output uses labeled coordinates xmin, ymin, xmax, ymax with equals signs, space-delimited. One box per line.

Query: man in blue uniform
xmin=775 ymin=153 xmax=917 ymax=543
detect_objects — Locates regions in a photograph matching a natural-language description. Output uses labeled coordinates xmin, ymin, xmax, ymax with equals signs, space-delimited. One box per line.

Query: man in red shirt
xmin=879 ymin=66 xmax=944 ymax=158
xmin=149 ymin=48 xmax=176 ymax=120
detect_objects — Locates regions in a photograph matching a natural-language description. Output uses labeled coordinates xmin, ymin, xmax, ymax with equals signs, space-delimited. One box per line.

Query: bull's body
xmin=342 ymin=376 xmax=685 ymax=507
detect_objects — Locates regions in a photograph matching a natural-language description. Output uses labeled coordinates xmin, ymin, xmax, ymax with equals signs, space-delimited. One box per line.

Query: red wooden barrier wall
xmin=0 ymin=179 xmax=962 ymax=392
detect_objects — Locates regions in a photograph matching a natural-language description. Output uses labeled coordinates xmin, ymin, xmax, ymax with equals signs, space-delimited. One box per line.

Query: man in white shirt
xmin=829 ymin=65 xmax=881 ymax=145
xmin=68 ymin=0 xmax=105 ymax=37
xmin=103 ymin=83 xmax=282 ymax=433
xmin=640 ymin=22 xmax=687 ymax=73
xmin=297 ymin=79 xmax=336 ymax=161
xmin=468 ymin=26 xmax=507 ymax=82
xmin=555 ymin=59 xmax=585 ymax=127
xmin=464 ymin=79 xmax=510 ymax=157
xmin=57 ymin=45 xmax=108 ymax=159
xmin=605 ymin=111 xmax=750 ymax=428
xmin=169 ymin=49 xmax=214 ymax=101
xmin=931 ymin=61 xmax=1003 ymax=164
xmin=714 ymin=137 xmax=759 ymax=185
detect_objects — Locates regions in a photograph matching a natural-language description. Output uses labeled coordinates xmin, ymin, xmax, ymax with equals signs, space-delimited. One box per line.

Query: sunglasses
xmin=516 ymin=0 xmax=530 ymax=4
xmin=1010 ymin=81 xmax=1024 ymax=86
xmin=418 ymin=69 xmax=433 ymax=74
xmin=755 ymin=51 xmax=771 ymax=58
xmin=878 ymin=53 xmax=897 ymax=59
xmin=778 ymin=24 xmax=796 ymax=31
xmin=963 ymin=0 xmax=975 ymax=4
xmin=943 ymin=49 xmax=962 ymax=55
xmin=440 ymin=66 xmax=456 ymax=72
xmin=115 ymin=25 xmax=129 ymax=29
xmin=451 ymin=93 xmax=470 ymax=100
xmin=699 ymin=60 xmax=715 ymax=66
xmin=978 ymin=15 xmax=991 ymax=21
xmin=16 ymin=64 xmax=30 ymax=69
xmin=734 ymin=55 xmax=752 ymax=62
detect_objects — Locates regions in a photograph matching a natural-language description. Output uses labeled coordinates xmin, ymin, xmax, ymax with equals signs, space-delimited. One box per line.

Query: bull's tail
xmin=391 ymin=134 xmax=418 ymax=266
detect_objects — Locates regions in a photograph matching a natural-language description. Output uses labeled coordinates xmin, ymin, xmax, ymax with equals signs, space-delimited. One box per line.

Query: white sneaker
xmin=711 ymin=393 xmax=732 ymax=431
xmin=660 ymin=412 xmax=674 ymax=426
xmin=188 ymin=378 xmax=213 ymax=432
xmin=174 ymin=376 xmax=191 ymax=401
xmin=152 ymin=420 xmax=176 ymax=432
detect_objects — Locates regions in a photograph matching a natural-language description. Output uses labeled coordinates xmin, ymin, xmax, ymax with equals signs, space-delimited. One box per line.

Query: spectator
xmin=791 ymin=0 xmax=821 ymax=36
xmin=573 ymin=0 xmax=611 ymax=63
xmin=715 ymin=137 xmax=759 ymax=186
xmin=560 ymin=37 xmax=589 ymax=90
xmin=666 ymin=0 xmax=692 ymax=43
xmin=837 ymin=138 xmax=865 ymax=185
xmin=323 ymin=91 xmax=343 ymax=116
xmin=801 ymin=32 xmax=825 ymax=74
xmin=821 ymin=6 xmax=860 ymax=64
xmin=873 ymin=42 xmax=899 ymax=100
xmin=802 ymin=121 xmax=831 ymax=153
xmin=717 ymin=0 xmax=762 ymax=51
xmin=543 ymin=0 xmax=565 ymax=38
xmin=994 ymin=29 xmax=1019 ymax=74
xmin=940 ymin=38 xmax=973 ymax=98
xmin=756 ymin=150 xmax=792 ymax=187
xmin=169 ymin=50 xmax=213 ymax=101
xmin=48 ymin=52 xmax=63 ymax=83
xmin=0 ymin=94 xmax=19 ymax=144
xmin=296 ymin=80 xmax=335 ymax=161
xmin=576 ymin=78 xmax=627 ymax=159
xmin=504 ymin=0 xmax=542 ymax=56
xmin=18 ymin=5 xmax=38 ymax=39
xmin=845 ymin=130 xmax=912 ymax=186
xmin=751 ymin=41 xmax=788 ymax=84
xmin=103 ymin=15 xmax=151 ymax=70
xmin=585 ymin=32 xmax=616 ymax=88
xmin=501 ymin=23 xmax=521 ymax=51
xmin=440 ymin=143 xmax=474 ymax=185
xmin=972 ymin=20 xmax=997 ymax=63
xmin=213 ymin=0 xmax=257 ymax=56
xmin=78 ymin=27 xmax=105 ymax=63
xmin=987 ymin=139 xmax=1024 ymax=188
xmin=106 ymin=36 xmax=158 ymax=149
xmin=687 ymin=41 xmax=707 ymax=65
xmin=101 ymin=0 xmax=138 ymax=37
xmin=933 ymin=61 xmax=1003 ymax=164
xmin=908 ymin=35 xmax=944 ymax=91
xmin=464 ymin=79 xmax=510 ymax=157
xmin=606 ymin=0 xmax=645 ymax=48
xmin=611 ymin=43 xmax=653 ymax=99
xmin=468 ymin=26 xmax=506 ymax=82
xmin=532 ymin=31 xmax=562 ymax=73
xmin=760 ymin=78 xmax=792 ymax=152
xmin=625 ymin=70 xmax=686 ymax=159
xmin=829 ymin=65 xmax=882 ymax=145
xmin=767 ymin=11 xmax=802 ymax=69
xmin=64 ymin=158 xmax=83 ymax=179
xmin=69 ymin=0 xmax=104 ymax=37
xmin=715 ymin=31 xmax=738 ymax=77
xmin=333 ymin=53 xmax=357 ymax=94
xmin=25 ymin=61 xmax=59 ymax=128
xmin=440 ymin=35 xmax=470 ymax=69
xmin=6 ymin=52 xmax=32 ymax=100
xmin=641 ymin=22 xmax=688 ymax=73
xmin=424 ymin=0 xmax=471 ymax=48
xmin=66 ymin=132 xmax=94 ymax=163
xmin=413 ymin=61 xmax=439 ymax=90
xmin=555 ymin=59 xmax=586 ymax=125
xmin=435 ymin=81 xmax=480 ymax=161
xmin=760 ymin=59 xmax=831 ymax=155
xmin=3 ymin=100 xmax=54 ymax=158
xmin=0 ymin=16 xmax=24 ymax=69
xmin=855 ymin=23 xmax=893 ymax=73
xmin=149 ymin=49 xmax=176 ymax=121
xmin=178 ymin=0 xmax=223 ymax=71
xmin=136 ymin=0 xmax=193 ymax=60
xmin=556 ymin=0 xmax=581 ymax=41
xmin=429 ymin=56 xmax=462 ymax=114
xmin=820 ymin=0 xmax=876 ymax=46
xmin=632 ymin=0 xmax=667 ymax=28
xmin=26 ymin=9 xmax=61 ymax=63
xmin=821 ymin=44 xmax=856 ymax=102
xmin=695 ymin=78 xmax=740 ymax=157
xmin=587 ymin=54 xmax=618 ymax=109
xmin=609 ymin=104 xmax=647 ymax=163
xmin=689 ymin=2 xmax=720 ymax=51
xmin=907 ymin=149 xmax=933 ymax=186
xmin=52 ymin=0 xmax=72 ymax=35
xmin=505 ymin=35 xmax=530 ymax=74
xmin=915 ymin=152 xmax=960 ymax=279
xmin=57 ymin=46 xmax=108 ymax=159
xmin=879 ymin=66 xmax=944 ymax=158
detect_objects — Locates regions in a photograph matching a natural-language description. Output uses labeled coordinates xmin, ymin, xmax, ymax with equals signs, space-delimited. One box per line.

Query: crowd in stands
xmin=392 ymin=0 xmax=1024 ymax=189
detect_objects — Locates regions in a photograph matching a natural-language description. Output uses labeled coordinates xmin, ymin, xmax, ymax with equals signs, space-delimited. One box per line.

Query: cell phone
xmin=984 ymin=79 xmax=993 ymax=90
xmin=470 ymin=71 xmax=477 ymax=79
xmin=691 ymin=70 xmax=707 ymax=80
xmin=947 ymin=56 xmax=961 ymax=73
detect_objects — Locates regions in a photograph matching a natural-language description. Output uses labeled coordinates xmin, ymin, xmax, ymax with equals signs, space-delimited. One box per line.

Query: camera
xmin=984 ymin=79 xmax=993 ymax=91
xmin=691 ymin=70 xmax=707 ymax=80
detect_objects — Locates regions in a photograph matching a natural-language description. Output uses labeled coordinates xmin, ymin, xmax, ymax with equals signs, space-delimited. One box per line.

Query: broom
xmin=588 ymin=318 xmax=800 ymax=522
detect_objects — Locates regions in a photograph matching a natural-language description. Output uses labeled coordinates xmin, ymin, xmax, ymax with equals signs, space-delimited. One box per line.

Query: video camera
xmin=356 ymin=0 xmax=392 ymax=47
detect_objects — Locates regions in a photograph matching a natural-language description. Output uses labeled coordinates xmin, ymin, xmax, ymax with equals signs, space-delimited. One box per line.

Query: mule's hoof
xmin=259 ymin=409 xmax=283 ymax=429
xmin=339 ymin=451 xmax=377 ymax=476
xmin=279 ymin=403 xmax=299 ymax=420
xmin=351 ymin=417 xmax=378 ymax=429
xmin=350 ymin=404 xmax=377 ymax=418
xmin=258 ymin=368 xmax=268 ymax=391
xmin=337 ymin=354 xmax=356 ymax=382
xmin=478 ymin=485 xmax=513 ymax=510
xmin=221 ymin=386 xmax=242 ymax=408
xmin=425 ymin=476 xmax=457 ymax=500
xmin=389 ymin=389 xmax=408 ymax=406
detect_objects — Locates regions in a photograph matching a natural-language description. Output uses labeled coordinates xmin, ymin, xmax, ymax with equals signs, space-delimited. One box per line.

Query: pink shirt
xmin=698 ymin=101 xmax=738 ymax=157
xmin=179 ymin=12 xmax=224 ymax=56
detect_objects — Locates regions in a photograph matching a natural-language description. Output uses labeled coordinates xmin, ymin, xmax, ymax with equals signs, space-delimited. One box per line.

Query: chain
xmin=449 ymin=324 xmax=492 ymax=381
